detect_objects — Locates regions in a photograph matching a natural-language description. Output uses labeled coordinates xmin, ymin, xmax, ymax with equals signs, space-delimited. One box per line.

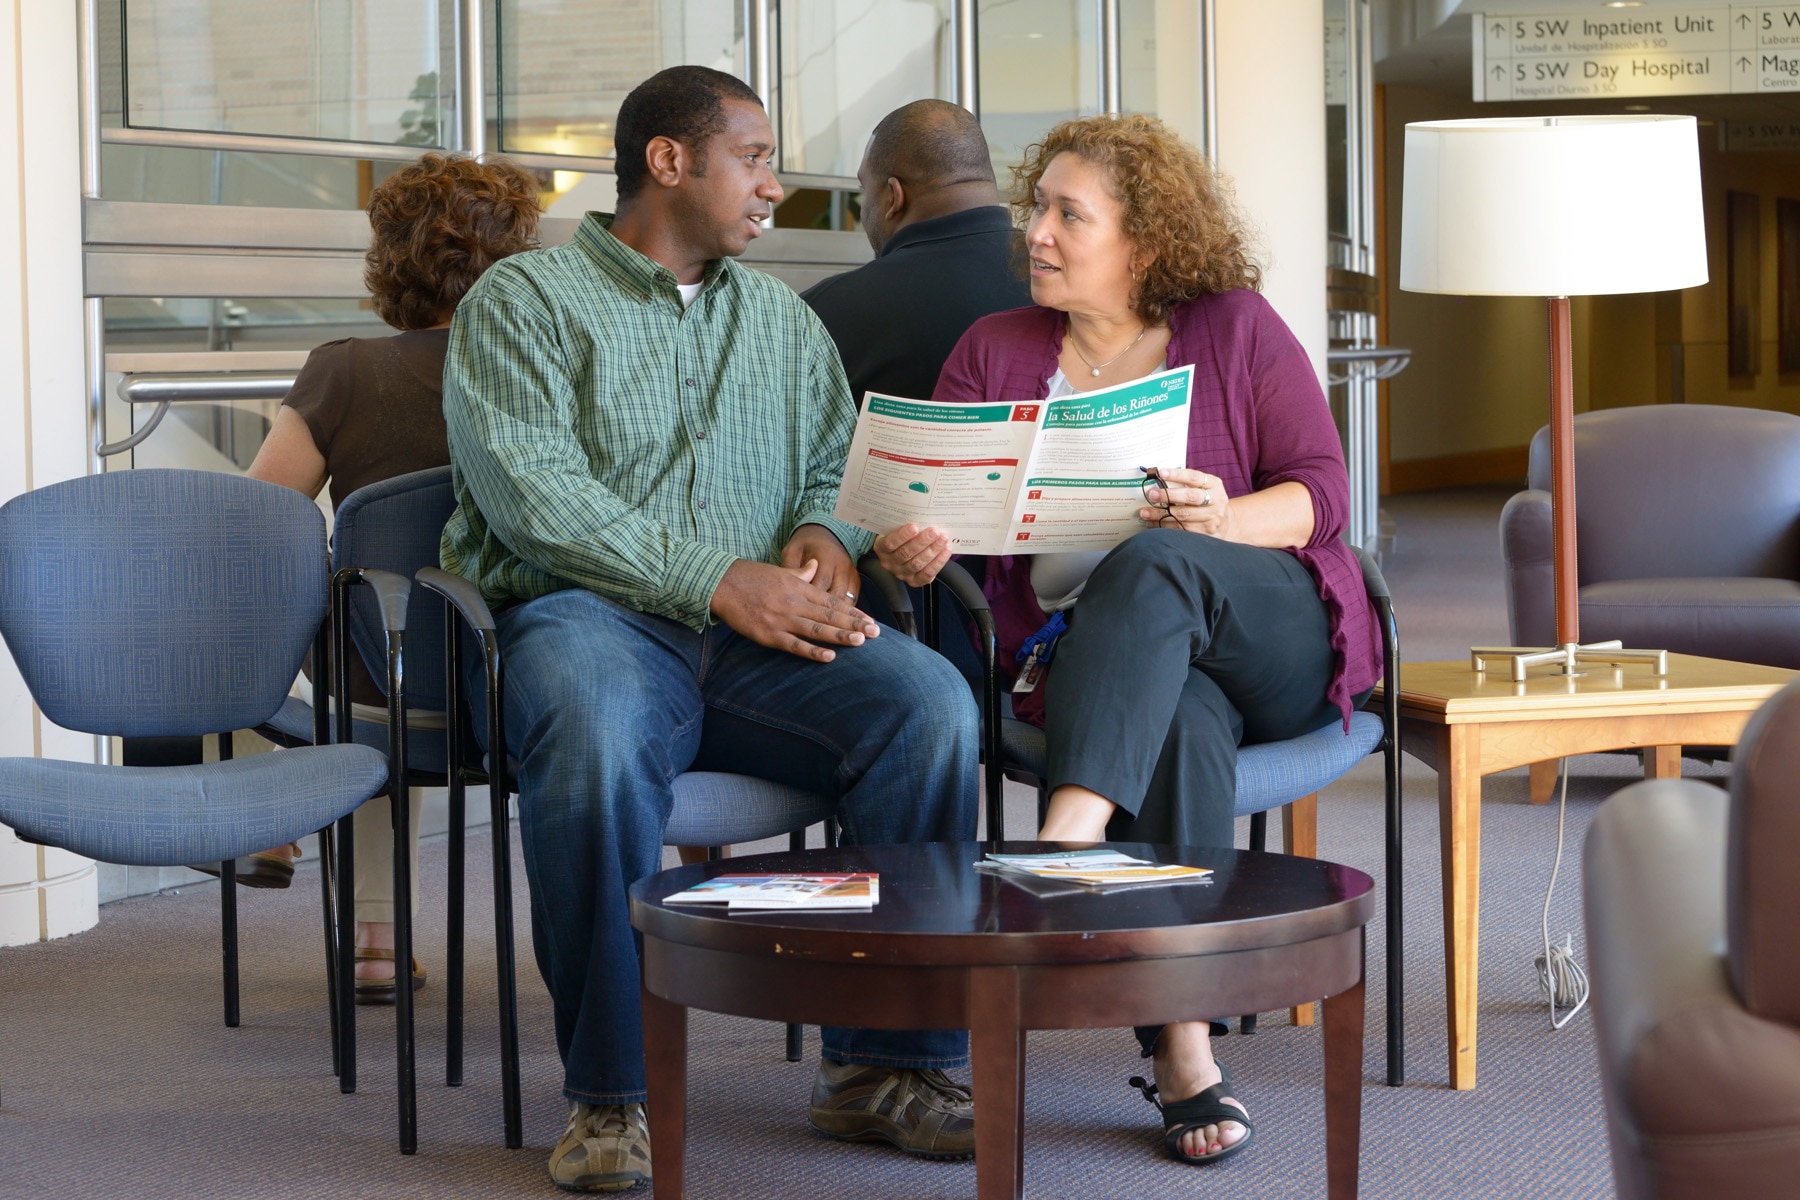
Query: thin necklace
xmin=1067 ymin=319 xmax=1146 ymax=378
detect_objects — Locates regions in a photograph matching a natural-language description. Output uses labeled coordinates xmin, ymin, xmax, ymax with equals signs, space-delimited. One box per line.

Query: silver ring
xmin=845 ymin=592 xmax=856 ymax=600
xmin=1199 ymin=490 xmax=1213 ymax=508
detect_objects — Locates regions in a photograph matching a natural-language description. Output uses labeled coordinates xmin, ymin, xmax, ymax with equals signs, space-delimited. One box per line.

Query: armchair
xmin=1584 ymin=678 xmax=1800 ymax=1199
xmin=1501 ymin=405 xmax=1800 ymax=669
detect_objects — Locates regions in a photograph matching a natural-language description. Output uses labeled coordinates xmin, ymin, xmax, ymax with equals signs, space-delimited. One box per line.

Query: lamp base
xmin=1469 ymin=641 xmax=1669 ymax=683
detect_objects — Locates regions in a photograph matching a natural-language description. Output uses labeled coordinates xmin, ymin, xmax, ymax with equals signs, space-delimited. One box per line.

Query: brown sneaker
xmin=807 ymin=1060 xmax=975 ymax=1160
xmin=547 ymin=1102 xmax=651 ymax=1192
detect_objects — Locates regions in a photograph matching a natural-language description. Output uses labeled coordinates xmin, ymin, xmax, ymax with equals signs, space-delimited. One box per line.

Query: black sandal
xmin=1129 ymin=1072 xmax=1255 ymax=1165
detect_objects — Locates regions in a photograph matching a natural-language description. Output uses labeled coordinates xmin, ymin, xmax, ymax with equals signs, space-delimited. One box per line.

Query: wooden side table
xmin=631 ymin=841 xmax=1375 ymax=1200
xmin=1385 ymin=653 xmax=1793 ymax=1091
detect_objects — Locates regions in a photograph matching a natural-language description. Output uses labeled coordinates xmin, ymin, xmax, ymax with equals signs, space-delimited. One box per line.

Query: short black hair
xmin=865 ymin=99 xmax=994 ymax=189
xmin=614 ymin=66 xmax=764 ymax=202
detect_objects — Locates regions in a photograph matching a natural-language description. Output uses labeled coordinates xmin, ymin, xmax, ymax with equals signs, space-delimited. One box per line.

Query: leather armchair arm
xmin=1500 ymin=488 xmax=1554 ymax=647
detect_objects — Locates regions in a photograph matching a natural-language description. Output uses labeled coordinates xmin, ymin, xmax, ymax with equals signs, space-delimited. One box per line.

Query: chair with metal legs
xmin=0 ymin=469 xmax=393 ymax=1109
xmin=414 ymin=547 xmax=966 ymax=1095
xmin=934 ymin=544 xmax=1405 ymax=1084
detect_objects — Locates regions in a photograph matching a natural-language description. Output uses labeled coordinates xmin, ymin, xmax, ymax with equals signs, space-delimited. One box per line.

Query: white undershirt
xmin=677 ymin=281 xmax=703 ymax=309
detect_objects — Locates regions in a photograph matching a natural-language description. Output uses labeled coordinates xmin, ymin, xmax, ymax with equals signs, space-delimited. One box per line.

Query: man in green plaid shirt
xmin=441 ymin=66 xmax=978 ymax=1191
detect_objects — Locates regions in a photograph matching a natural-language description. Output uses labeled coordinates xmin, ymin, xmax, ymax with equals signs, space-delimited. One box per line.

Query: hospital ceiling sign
xmin=1474 ymin=8 xmax=1800 ymax=101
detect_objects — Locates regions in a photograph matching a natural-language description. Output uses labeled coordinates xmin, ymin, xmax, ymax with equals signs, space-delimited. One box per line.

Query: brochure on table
xmin=976 ymin=848 xmax=1213 ymax=892
xmin=832 ymin=365 xmax=1194 ymax=554
xmin=664 ymin=873 xmax=879 ymax=912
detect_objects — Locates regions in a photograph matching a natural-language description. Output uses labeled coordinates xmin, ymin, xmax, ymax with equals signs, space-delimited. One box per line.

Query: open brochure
xmin=832 ymin=365 xmax=1194 ymax=554
xmin=664 ymin=873 xmax=878 ymax=912
xmin=976 ymin=849 xmax=1212 ymax=893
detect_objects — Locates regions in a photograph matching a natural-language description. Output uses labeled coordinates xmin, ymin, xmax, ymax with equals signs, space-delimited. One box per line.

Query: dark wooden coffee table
xmin=630 ymin=841 xmax=1373 ymax=1199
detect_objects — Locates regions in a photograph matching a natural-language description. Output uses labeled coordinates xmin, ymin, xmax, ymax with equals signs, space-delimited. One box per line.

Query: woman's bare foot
xmin=354 ymin=920 xmax=395 ymax=983
xmin=1037 ymin=785 xmax=1116 ymax=841
xmin=1153 ymin=1021 xmax=1248 ymax=1160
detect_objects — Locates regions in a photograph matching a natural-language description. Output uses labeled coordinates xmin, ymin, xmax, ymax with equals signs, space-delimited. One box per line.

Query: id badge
xmin=1013 ymin=644 xmax=1046 ymax=694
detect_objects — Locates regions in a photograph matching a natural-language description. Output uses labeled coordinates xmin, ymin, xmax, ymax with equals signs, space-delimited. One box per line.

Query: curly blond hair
xmin=1011 ymin=114 xmax=1260 ymax=325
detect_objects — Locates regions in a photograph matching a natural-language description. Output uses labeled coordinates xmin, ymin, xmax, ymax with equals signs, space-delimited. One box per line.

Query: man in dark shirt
xmin=803 ymin=99 xmax=1032 ymax=406
xmin=804 ymin=101 xmax=1033 ymax=665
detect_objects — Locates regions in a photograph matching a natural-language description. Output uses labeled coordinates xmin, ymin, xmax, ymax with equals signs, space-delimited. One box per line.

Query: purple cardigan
xmin=933 ymin=291 xmax=1381 ymax=727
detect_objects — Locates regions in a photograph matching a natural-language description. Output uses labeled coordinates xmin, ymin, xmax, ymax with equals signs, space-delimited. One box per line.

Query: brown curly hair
xmin=364 ymin=153 xmax=542 ymax=330
xmin=1011 ymin=114 xmax=1261 ymax=325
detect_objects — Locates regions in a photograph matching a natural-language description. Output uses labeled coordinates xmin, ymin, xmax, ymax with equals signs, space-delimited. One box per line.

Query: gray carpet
xmin=0 ymin=485 xmax=1680 ymax=1198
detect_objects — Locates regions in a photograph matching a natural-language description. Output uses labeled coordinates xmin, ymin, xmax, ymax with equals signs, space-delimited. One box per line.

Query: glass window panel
xmin=1119 ymin=0 xmax=1156 ymax=118
xmin=978 ymin=0 xmax=1099 ymax=183
xmin=104 ymin=296 xmax=391 ymax=353
xmin=122 ymin=1 xmax=452 ymax=146
xmin=1324 ymin=0 xmax=1350 ymax=246
xmin=497 ymin=0 xmax=742 ymax=161
xmin=777 ymin=0 xmax=952 ymax=181
xmin=99 ymin=145 xmax=392 ymax=208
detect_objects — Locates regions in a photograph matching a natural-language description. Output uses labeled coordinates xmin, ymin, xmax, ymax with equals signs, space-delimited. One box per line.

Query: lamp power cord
xmin=1534 ymin=757 xmax=1590 ymax=1029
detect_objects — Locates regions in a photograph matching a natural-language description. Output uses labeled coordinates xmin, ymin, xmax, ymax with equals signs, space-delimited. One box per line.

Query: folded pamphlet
xmin=832 ymin=366 xmax=1194 ymax=554
xmin=664 ymin=873 xmax=879 ymax=913
xmin=977 ymin=849 xmax=1212 ymax=893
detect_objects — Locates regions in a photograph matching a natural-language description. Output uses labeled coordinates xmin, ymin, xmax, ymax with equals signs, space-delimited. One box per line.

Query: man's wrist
xmin=792 ymin=514 xmax=872 ymax=560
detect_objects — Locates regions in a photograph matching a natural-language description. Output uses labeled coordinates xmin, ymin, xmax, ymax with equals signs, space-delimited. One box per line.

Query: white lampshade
xmin=1400 ymin=115 xmax=1708 ymax=297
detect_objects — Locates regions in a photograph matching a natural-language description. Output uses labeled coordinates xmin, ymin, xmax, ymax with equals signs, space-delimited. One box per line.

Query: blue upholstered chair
xmin=278 ymin=468 xmax=840 ymax=1149
xmin=0 ymin=469 xmax=391 ymax=1099
xmin=931 ymin=545 xmax=1405 ymax=1083
xmin=256 ymin=466 xmax=521 ymax=1151
xmin=415 ymin=564 xmax=842 ymax=1089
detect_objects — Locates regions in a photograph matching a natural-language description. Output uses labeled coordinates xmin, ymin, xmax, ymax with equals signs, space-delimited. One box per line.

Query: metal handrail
xmin=97 ymin=372 xmax=297 ymax=457
xmin=1326 ymin=345 xmax=1412 ymax=385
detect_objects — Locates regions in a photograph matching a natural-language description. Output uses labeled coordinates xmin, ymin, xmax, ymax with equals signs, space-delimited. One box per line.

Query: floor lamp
xmin=1399 ymin=115 xmax=1709 ymax=681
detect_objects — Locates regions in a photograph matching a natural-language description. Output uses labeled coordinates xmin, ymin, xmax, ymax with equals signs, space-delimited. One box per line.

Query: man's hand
xmin=782 ymin=523 xmax=861 ymax=604
xmin=711 ymin=558 xmax=880 ymax=663
xmin=874 ymin=523 xmax=952 ymax=587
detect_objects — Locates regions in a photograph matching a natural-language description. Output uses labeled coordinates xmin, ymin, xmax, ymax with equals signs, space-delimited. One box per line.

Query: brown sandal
xmin=353 ymin=947 xmax=428 ymax=1006
xmin=190 ymin=844 xmax=298 ymax=889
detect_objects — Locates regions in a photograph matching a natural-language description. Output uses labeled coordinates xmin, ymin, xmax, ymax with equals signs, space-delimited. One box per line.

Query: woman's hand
xmin=875 ymin=523 xmax=953 ymax=586
xmin=1140 ymin=467 xmax=1233 ymax=540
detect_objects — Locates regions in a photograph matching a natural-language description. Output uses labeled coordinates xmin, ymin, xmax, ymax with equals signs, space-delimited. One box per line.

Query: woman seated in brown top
xmin=243 ymin=152 xmax=540 ymax=1000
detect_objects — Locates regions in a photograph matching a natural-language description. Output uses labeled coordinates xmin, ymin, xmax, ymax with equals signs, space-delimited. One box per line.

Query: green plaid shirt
xmin=440 ymin=213 xmax=871 ymax=628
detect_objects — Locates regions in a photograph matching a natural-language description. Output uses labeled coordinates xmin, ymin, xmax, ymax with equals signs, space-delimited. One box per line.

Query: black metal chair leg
xmin=319 ymin=824 xmax=341 ymax=1076
xmin=384 ymin=617 xmax=418 ymax=1155
xmin=221 ymin=856 xmax=240 ymax=1028
xmin=1239 ymin=809 xmax=1270 ymax=1034
xmin=447 ymin=774 xmax=467 ymax=1089
xmin=393 ymin=781 xmax=418 ymax=1154
xmin=217 ymin=731 xmax=240 ymax=1029
xmin=1385 ymin=733 xmax=1405 ymax=1086
xmin=336 ymin=812 xmax=357 ymax=1095
xmin=1378 ymin=593 xmax=1404 ymax=1087
xmin=823 ymin=816 xmax=839 ymax=849
xmin=333 ymin=576 xmax=359 ymax=1097
xmin=782 ymin=828 xmax=809 ymax=1060
xmin=491 ymin=779 xmax=523 ymax=1150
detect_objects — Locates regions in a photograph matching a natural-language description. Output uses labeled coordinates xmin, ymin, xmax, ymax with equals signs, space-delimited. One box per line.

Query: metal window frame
xmin=76 ymin=0 xmax=1216 ymax=457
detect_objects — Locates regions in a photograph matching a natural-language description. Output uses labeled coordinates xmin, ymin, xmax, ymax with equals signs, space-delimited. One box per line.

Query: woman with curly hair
xmin=241 ymin=152 xmax=540 ymax=1002
xmin=873 ymin=115 xmax=1381 ymax=1166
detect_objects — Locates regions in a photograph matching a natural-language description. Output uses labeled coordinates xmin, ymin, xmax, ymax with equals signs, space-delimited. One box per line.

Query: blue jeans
xmin=470 ymin=588 xmax=978 ymax=1104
